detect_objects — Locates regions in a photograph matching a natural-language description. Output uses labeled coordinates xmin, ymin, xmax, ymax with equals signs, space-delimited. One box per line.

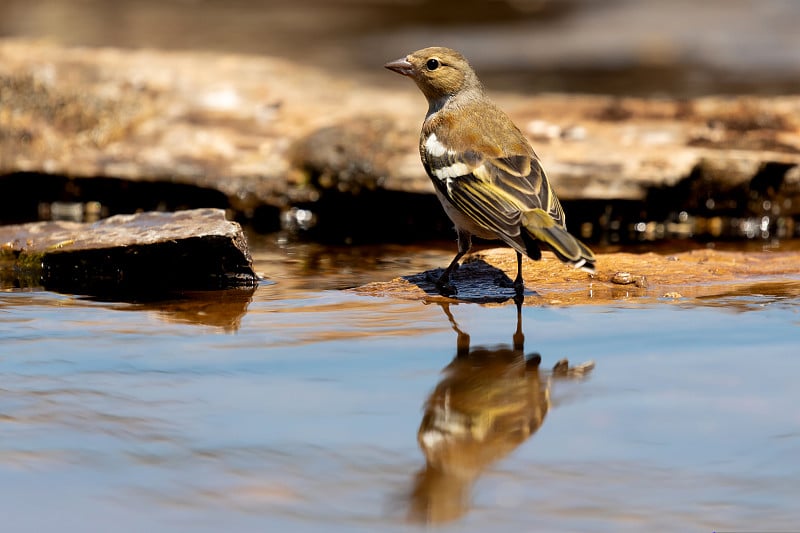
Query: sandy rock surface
xmin=354 ymin=248 xmax=800 ymax=305
xmin=2 ymin=39 xmax=800 ymax=218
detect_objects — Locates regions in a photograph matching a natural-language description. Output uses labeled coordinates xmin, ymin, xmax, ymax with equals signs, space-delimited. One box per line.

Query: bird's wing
xmin=425 ymin=146 xmax=566 ymax=239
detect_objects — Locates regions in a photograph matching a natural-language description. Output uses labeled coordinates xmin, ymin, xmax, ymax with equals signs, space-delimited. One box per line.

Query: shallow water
xmin=2 ymin=241 xmax=799 ymax=532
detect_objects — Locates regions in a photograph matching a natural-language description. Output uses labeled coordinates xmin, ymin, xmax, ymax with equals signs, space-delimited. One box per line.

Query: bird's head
xmin=385 ymin=47 xmax=483 ymax=110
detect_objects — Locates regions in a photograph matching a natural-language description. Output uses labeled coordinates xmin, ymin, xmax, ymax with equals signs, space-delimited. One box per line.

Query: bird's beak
xmin=384 ymin=57 xmax=415 ymax=77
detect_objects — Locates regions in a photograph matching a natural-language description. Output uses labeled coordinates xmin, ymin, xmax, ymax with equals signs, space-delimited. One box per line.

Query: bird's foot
xmin=438 ymin=281 xmax=458 ymax=296
xmin=496 ymin=275 xmax=525 ymax=295
xmin=426 ymin=270 xmax=458 ymax=296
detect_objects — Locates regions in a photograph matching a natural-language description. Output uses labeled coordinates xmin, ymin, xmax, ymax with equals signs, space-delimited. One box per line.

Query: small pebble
xmin=611 ymin=271 xmax=632 ymax=284
xmin=611 ymin=271 xmax=647 ymax=288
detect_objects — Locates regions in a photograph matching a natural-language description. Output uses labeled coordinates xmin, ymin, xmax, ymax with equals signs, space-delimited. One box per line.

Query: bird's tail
xmin=520 ymin=208 xmax=596 ymax=274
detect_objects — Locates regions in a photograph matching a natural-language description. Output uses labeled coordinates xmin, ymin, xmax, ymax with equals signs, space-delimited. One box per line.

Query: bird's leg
xmin=497 ymin=251 xmax=526 ymax=294
xmin=513 ymin=251 xmax=525 ymax=295
xmin=497 ymin=252 xmax=525 ymax=294
xmin=428 ymin=229 xmax=471 ymax=296
xmin=434 ymin=252 xmax=465 ymax=295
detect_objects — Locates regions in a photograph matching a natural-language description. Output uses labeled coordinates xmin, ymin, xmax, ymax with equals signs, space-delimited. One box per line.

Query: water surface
xmin=1 ymin=242 xmax=799 ymax=532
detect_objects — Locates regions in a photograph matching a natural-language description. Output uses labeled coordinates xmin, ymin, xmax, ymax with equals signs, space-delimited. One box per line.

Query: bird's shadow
xmin=403 ymin=258 xmax=538 ymax=304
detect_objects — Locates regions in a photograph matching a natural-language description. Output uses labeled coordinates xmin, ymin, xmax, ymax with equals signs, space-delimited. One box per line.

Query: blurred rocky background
xmin=4 ymin=0 xmax=800 ymax=96
xmin=1 ymin=0 xmax=800 ymax=246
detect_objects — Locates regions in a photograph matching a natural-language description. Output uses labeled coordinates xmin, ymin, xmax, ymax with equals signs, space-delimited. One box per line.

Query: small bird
xmin=385 ymin=47 xmax=595 ymax=296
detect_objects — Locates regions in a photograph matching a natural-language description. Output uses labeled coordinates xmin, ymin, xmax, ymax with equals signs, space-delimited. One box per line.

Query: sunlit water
xmin=1 ymin=242 xmax=799 ymax=532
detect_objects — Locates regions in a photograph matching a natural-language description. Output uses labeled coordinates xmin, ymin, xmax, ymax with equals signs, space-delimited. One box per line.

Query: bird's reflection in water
xmin=407 ymin=298 xmax=594 ymax=524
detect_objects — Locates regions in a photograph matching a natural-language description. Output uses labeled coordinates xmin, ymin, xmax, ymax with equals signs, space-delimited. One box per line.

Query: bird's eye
xmin=426 ymin=58 xmax=440 ymax=71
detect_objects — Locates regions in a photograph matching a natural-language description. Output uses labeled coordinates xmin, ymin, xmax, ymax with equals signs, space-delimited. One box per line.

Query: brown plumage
xmin=385 ymin=47 xmax=595 ymax=296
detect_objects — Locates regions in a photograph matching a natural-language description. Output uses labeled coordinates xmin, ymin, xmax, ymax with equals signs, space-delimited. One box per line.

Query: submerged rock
xmin=0 ymin=208 xmax=257 ymax=293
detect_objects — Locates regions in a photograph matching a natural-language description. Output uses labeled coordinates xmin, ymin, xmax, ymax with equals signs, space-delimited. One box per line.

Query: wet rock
xmin=0 ymin=208 xmax=257 ymax=293
xmin=354 ymin=247 xmax=800 ymax=306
